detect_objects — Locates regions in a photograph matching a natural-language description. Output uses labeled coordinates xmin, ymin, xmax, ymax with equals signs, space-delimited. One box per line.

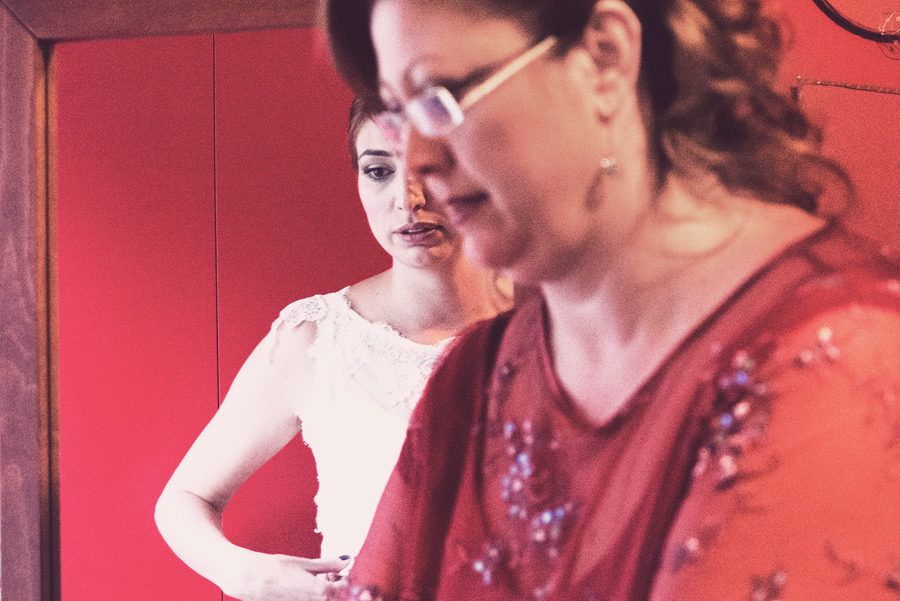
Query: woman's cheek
xmin=454 ymin=117 xmax=511 ymax=176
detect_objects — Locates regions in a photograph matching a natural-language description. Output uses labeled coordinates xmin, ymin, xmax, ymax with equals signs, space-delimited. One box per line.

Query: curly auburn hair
xmin=325 ymin=0 xmax=847 ymax=213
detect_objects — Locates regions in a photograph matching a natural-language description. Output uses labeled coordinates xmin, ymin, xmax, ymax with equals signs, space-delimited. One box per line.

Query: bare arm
xmin=154 ymin=319 xmax=348 ymax=601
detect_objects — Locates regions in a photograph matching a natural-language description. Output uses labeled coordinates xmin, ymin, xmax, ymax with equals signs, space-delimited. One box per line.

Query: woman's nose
xmin=405 ymin=125 xmax=454 ymax=180
xmin=402 ymin=176 xmax=427 ymax=211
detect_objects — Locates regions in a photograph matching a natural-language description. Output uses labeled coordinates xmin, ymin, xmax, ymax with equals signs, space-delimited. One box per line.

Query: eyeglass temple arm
xmin=458 ymin=36 xmax=558 ymax=111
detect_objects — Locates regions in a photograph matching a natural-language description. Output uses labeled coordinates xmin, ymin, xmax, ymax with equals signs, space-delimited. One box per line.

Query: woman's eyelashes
xmin=361 ymin=161 xmax=397 ymax=183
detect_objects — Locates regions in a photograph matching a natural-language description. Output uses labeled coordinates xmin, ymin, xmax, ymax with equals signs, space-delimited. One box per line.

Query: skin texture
xmin=370 ymin=1 xmax=659 ymax=288
xmin=355 ymin=120 xmax=461 ymax=271
xmin=154 ymin=118 xmax=509 ymax=601
xmin=373 ymin=8 xmax=608 ymax=281
xmin=369 ymin=0 xmax=824 ymax=422
xmin=317 ymin=3 xmax=898 ymax=600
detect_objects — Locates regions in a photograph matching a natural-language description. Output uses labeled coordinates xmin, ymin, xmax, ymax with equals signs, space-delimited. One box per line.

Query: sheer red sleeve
xmin=345 ymin=314 xmax=510 ymax=601
xmin=651 ymin=303 xmax=900 ymax=601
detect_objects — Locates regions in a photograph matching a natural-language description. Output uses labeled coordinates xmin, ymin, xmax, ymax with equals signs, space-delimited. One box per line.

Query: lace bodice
xmin=272 ymin=287 xmax=453 ymax=558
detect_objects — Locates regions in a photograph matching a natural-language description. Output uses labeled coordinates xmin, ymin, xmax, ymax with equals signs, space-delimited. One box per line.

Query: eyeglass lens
xmin=407 ymin=87 xmax=464 ymax=137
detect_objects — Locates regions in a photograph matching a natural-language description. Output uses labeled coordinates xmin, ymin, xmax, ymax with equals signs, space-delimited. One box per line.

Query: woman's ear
xmin=578 ymin=0 xmax=642 ymax=118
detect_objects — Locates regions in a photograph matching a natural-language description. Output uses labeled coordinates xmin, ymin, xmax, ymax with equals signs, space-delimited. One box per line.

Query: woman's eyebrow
xmin=357 ymin=149 xmax=394 ymax=161
xmin=398 ymin=56 xmax=492 ymax=94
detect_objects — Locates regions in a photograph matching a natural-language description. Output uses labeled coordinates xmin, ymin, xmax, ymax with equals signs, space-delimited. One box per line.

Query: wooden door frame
xmin=0 ymin=3 xmax=317 ymax=600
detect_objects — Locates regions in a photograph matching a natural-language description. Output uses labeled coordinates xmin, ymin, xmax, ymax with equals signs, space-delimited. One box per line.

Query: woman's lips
xmin=395 ymin=222 xmax=444 ymax=245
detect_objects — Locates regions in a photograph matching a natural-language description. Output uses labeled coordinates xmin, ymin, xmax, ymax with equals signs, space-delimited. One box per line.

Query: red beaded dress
xmin=346 ymin=223 xmax=900 ymax=601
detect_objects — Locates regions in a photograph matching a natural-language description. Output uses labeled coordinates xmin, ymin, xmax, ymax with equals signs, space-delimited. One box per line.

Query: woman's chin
xmin=395 ymin=245 xmax=459 ymax=270
xmin=462 ymin=238 xmax=515 ymax=272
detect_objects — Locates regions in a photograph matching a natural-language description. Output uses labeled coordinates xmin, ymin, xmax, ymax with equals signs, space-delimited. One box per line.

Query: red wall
xmin=55 ymin=29 xmax=388 ymax=601
xmin=55 ymin=35 xmax=220 ymax=601
xmin=778 ymin=0 xmax=900 ymax=251
xmin=54 ymin=7 xmax=897 ymax=601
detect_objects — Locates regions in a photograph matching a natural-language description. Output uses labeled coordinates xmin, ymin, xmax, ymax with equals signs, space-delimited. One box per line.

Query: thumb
xmin=297 ymin=555 xmax=352 ymax=574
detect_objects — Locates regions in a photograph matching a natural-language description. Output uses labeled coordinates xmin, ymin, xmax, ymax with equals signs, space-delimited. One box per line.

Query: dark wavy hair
xmin=326 ymin=0 xmax=848 ymax=213
xmin=347 ymin=96 xmax=379 ymax=173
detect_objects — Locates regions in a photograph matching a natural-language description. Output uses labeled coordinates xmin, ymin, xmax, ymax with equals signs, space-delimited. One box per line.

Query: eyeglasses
xmin=376 ymin=35 xmax=558 ymax=142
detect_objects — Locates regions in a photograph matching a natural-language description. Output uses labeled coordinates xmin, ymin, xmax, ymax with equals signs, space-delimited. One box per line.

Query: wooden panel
xmin=213 ymin=28 xmax=389 ymax=571
xmin=54 ymin=36 xmax=220 ymax=601
xmin=0 ymin=8 xmax=50 ymax=601
xmin=0 ymin=0 xmax=318 ymax=41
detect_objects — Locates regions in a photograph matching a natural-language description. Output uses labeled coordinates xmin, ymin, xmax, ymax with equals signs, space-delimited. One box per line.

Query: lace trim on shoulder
xmin=273 ymin=287 xmax=350 ymax=329
xmin=307 ymin=287 xmax=452 ymax=416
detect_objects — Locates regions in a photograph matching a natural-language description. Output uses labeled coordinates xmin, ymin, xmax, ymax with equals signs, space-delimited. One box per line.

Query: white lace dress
xmin=271 ymin=287 xmax=453 ymax=559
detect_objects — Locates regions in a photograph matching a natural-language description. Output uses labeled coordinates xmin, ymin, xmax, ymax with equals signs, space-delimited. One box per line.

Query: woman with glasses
xmin=323 ymin=0 xmax=900 ymax=600
xmin=153 ymin=98 xmax=512 ymax=601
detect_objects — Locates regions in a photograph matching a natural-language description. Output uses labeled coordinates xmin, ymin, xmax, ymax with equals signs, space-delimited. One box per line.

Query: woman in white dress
xmin=154 ymin=98 xmax=512 ymax=601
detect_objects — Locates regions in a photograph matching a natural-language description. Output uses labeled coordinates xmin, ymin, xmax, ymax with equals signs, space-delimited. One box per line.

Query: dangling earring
xmin=584 ymin=156 xmax=620 ymax=210
xmin=599 ymin=156 xmax=619 ymax=177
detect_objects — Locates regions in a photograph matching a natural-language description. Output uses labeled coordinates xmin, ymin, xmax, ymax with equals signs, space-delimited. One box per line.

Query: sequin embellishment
xmin=749 ymin=569 xmax=787 ymax=601
xmin=340 ymin=584 xmax=385 ymax=601
xmin=694 ymin=350 xmax=772 ymax=488
xmin=794 ymin=326 xmax=841 ymax=367
xmin=471 ymin=417 xmax=579 ymax=598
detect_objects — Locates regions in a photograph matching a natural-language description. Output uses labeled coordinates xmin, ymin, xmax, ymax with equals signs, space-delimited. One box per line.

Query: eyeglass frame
xmin=375 ymin=35 xmax=558 ymax=142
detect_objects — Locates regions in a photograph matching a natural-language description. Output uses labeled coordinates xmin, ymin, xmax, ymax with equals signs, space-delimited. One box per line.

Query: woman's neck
xmin=540 ymin=177 xmax=825 ymax=422
xmin=354 ymin=257 xmax=510 ymax=345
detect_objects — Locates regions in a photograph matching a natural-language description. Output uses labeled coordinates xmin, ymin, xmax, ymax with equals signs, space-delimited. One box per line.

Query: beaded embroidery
xmin=673 ymin=290 xmax=900 ymax=597
xmin=339 ymin=584 xmax=385 ymax=601
xmin=748 ymin=569 xmax=787 ymax=601
xmin=449 ymin=354 xmax=582 ymax=601
xmin=693 ymin=349 xmax=772 ymax=489
xmin=466 ymin=415 xmax=580 ymax=600
xmin=339 ymin=262 xmax=900 ymax=600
